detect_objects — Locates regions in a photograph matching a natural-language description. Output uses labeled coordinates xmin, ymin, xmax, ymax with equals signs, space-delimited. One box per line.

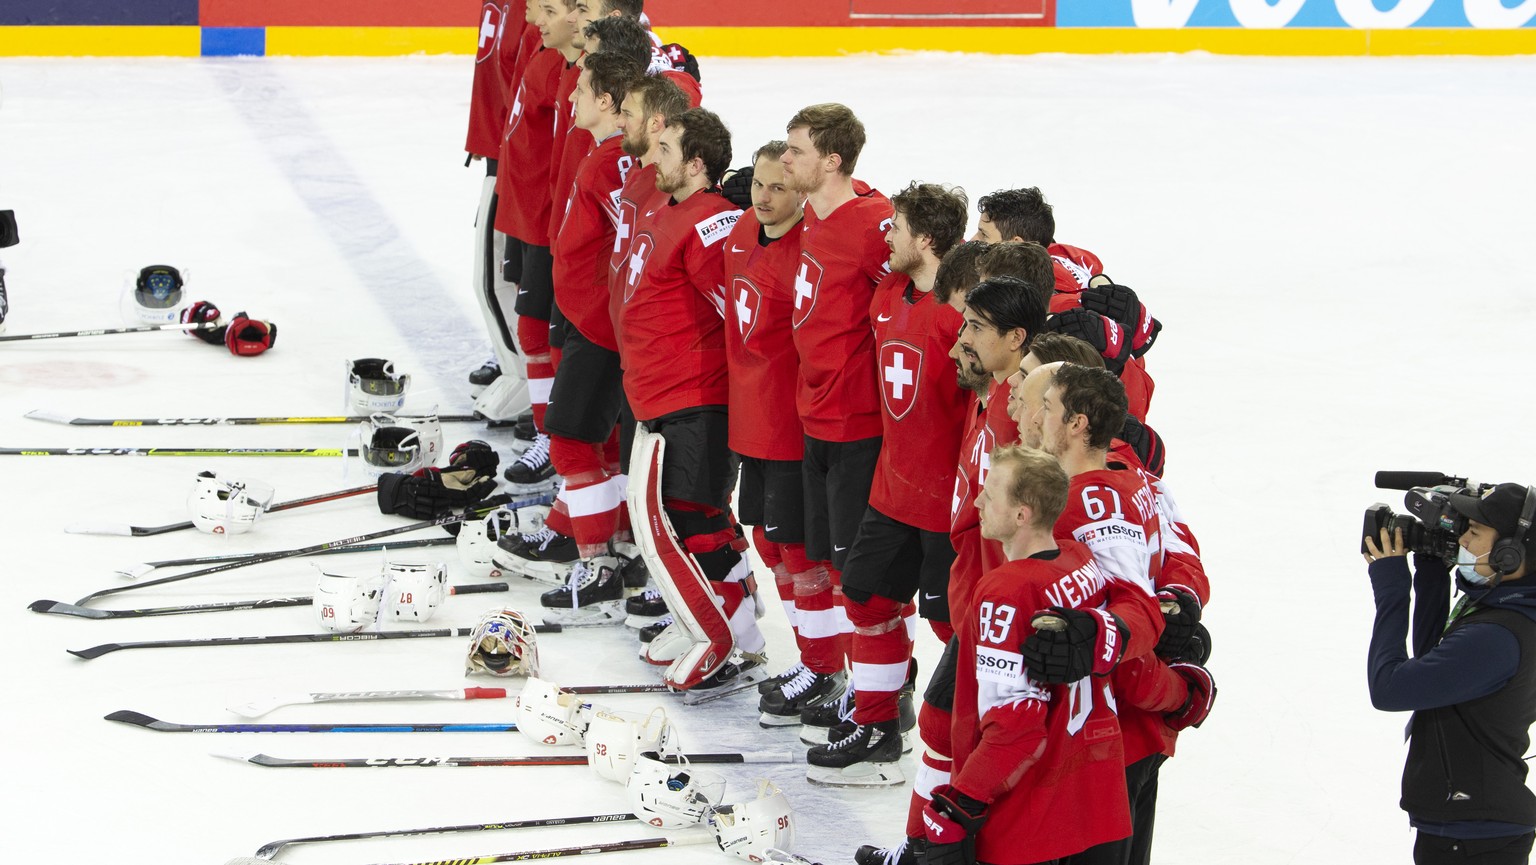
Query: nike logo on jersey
xmin=923 ymin=592 xmax=942 ymax=601
xmin=876 ymin=313 xmax=893 ymax=322
xmin=833 ymin=545 xmax=847 ymax=552
xmin=729 ymin=245 xmax=747 ymax=253
xmin=764 ymin=525 xmax=778 ymax=532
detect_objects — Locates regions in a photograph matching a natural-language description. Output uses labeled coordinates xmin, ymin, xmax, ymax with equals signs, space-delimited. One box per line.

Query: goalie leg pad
xmin=627 ymin=429 xmax=734 ymax=690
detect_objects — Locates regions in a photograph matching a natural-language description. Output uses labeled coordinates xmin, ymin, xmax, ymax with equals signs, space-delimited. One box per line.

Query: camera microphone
xmin=1376 ymin=470 xmax=1452 ymax=490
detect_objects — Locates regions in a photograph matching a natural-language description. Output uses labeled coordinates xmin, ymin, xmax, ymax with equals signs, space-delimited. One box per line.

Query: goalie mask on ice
xmin=709 ymin=781 xmax=795 ymax=861
xmin=346 ymin=357 xmax=410 ymax=413
xmin=187 ymin=472 xmax=275 ymax=535
xmin=515 ymin=677 xmax=593 ymax=746
xmin=465 ymin=608 xmax=539 ymax=677
xmin=313 ymin=566 xmax=388 ymax=633
xmin=626 ymin=751 xmax=727 ymax=828
xmin=123 ymin=264 xmax=185 ymax=325
xmin=585 ymin=707 xmax=674 ymax=783
xmin=384 ymin=560 xmax=447 ymax=622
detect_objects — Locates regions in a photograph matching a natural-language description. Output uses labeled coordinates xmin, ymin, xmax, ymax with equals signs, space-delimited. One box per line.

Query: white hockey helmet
xmin=465 ymin=608 xmax=540 ymax=678
xmin=383 ymin=560 xmax=447 ymax=622
xmin=585 ymin=706 xmax=675 ymax=784
xmin=625 ymin=752 xmax=726 ymax=829
xmin=313 ymin=566 xmax=388 ymax=633
xmin=515 ymin=678 xmax=592 ymax=747
xmin=709 ymin=781 xmax=795 ymax=862
xmin=457 ymin=507 xmax=519 ymax=579
xmin=356 ymin=421 xmax=423 ymax=477
xmin=346 ymin=357 xmax=410 ymax=413
xmin=187 ymin=472 xmax=275 ymax=535
xmin=123 ymin=264 xmax=186 ymax=325
xmin=374 ymin=411 xmax=443 ymax=467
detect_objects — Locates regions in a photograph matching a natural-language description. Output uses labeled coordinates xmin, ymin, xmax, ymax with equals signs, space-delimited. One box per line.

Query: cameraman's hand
xmin=1363 ymin=527 xmax=1407 ymax=564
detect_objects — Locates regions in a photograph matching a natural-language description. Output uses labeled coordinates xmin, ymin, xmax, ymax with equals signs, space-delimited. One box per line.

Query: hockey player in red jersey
xmin=1016 ymin=362 xmax=1215 ymax=865
xmin=718 ymin=142 xmax=844 ymax=725
xmin=620 ymin=108 xmax=768 ymax=701
xmin=805 ymin=183 xmax=970 ymax=788
xmin=920 ymin=445 xmax=1133 ymax=865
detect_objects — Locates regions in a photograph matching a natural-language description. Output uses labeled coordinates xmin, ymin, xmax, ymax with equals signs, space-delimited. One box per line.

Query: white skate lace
xmin=824 ymin=722 xmax=872 ymax=752
xmin=779 ymin=666 xmax=817 ymax=700
xmin=827 ymin=687 xmax=855 ymax=724
xmin=521 ymin=526 xmax=558 ymax=549
xmin=641 ymin=586 xmax=661 ymax=602
xmin=872 ymin=838 xmax=909 ymax=865
xmin=515 ymin=433 xmax=550 ymax=469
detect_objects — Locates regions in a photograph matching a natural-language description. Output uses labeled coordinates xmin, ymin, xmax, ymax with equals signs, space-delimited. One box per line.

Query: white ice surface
xmin=1 ymin=52 xmax=1535 ymax=863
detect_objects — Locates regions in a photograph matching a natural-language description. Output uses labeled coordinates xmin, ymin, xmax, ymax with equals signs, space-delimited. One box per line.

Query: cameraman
xmin=1364 ymin=483 xmax=1536 ymax=865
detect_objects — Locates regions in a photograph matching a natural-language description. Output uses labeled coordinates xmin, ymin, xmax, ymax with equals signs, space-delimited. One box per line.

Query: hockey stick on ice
xmin=249 ymin=812 xmax=639 ymax=860
xmin=107 ymin=535 xmax=452 ymax=581
xmin=0 ymin=446 xmax=354 ymax=457
xmin=30 ymin=576 xmax=498 ymax=621
xmin=65 ymin=482 xmax=378 ymax=537
xmin=0 ymin=321 xmax=222 ymax=342
xmin=68 ymin=622 xmax=563 ymax=660
xmin=229 ymin=683 xmax=669 ymax=718
xmin=216 ymin=750 xmax=800 ymax=767
xmin=362 ymin=831 xmax=715 ymax=865
xmin=27 ymin=409 xmax=480 ymax=426
xmin=107 ymin=710 xmax=521 ymax=733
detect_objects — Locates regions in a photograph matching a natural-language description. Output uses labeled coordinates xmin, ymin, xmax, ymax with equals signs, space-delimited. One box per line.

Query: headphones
xmin=1489 ymin=485 xmax=1536 ymax=576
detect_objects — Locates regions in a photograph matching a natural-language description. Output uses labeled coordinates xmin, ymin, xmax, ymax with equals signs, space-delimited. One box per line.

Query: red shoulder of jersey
xmin=724 ymin=209 xmax=807 ymax=459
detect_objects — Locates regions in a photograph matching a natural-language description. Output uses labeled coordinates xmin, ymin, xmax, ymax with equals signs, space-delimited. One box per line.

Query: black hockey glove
xmin=719 ymin=165 xmax=754 ymax=210
xmin=1081 ymin=281 xmax=1161 ymax=359
xmin=447 ymin=439 xmax=501 ymax=478
xmin=180 ymin=300 xmax=226 ymax=344
xmin=659 ymin=42 xmax=701 ymax=81
xmin=1042 ymin=308 xmax=1132 ymax=374
xmin=377 ymin=467 xmax=499 ymax=520
xmin=1117 ymin=415 xmax=1166 ymax=477
xmin=920 ymin=785 xmax=988 ymax=865
xmin=223 ymin=312 xmax=277 ymax=356
xmin=1165 ymin=662 xmax=1216 ymax=731
xmin=1022 ymin=606 xmax=1128 ymax=683
xmin=0 ymin=209 xmax=18 ymax=248
xmin=1154 ymin=586 xmax=1203 ymax=661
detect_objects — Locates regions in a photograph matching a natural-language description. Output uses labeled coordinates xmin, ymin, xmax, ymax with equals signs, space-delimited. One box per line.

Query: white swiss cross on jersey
xmin=475 ymin=3 xmax=503 ymax=63
xmin=504 ymin=82 xmax=525 ymax=140
xmin=879 ymin=340 xmax=922 ymax=420
xmin=790 ymin=254 xmax=824 ymax=330
xmin=731 ymin=276 xmax=763 ymax=342
xmin=623 ymin=233 xmax=655 ymax=303
xmin=611 ymin=199 xmax=638 ymax=266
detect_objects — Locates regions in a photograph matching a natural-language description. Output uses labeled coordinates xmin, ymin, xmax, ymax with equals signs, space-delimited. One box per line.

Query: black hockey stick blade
xmin=67 ymin=622 xmax=560 ymax=660
xmin=107 ymin=711 xmax=521 ymax=734
xmin=252 ymin=812 xmax=638 ymax=859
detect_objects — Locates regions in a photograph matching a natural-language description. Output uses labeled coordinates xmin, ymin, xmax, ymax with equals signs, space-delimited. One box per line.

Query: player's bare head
xmin=525 ymin=0 xmax=539 ymax=23
xmin=750 ymin=141 xmax=799 ymax=229
xmin=579 ymin=52 xmax=642 ymax=125
xmin=965 ymin=276 xmax=1048 ymax=349
xmin=933 ymin=240 xmax=989 ymax=310
xmin=1025 ymin=332 xmax=1104 ymax=372
xmin=602 ymin=0 xmax=643 ymax=15
xmin=585 ymin=15 xmax=650 ymax=65
xmin=976 ymin=241 xmax=1054 ymax=309
xmin=782 ymin=103 xmax=866 ymax=192
xmin=537 ymin=0 xmax=579 ymax=48
xmin=620 ymin=74 xmax=687 ymax=158
xmin=992 ymin=445 xmax=1070 ymax=531
xmin=975 ymin=187 xmax=1055 ymax=245
xmin=948 ymin=330 xmax=990 ymax=396
xmin=891 ymin=182 xmax=970 ymax=263
xmin=1014 ymin=361 xmax=1059 ymax=449
xmin=1046 ymin=363 xmax=1126 ymax=453
xmin=659 ymin=108 xmax=733 ymax=189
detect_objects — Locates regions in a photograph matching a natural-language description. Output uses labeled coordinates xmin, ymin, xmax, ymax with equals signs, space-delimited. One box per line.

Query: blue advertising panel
xmin=0 ymin=0 xmax=198 ymax=25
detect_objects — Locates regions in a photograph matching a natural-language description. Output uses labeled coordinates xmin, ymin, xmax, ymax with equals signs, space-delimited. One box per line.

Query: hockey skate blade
xmin=679 ymin=668 xmax=771 ymax=706
xmin=624 ymin=612 xmax=667 ymax=629
xmin=539 ymin=600 xmax=624 ymax=627
xmin=805 ymin=760 xmax=907 ymax=788
xmin=506 ymin=479 xmax=559 ymax=496
xmin=113 ymin=563 xmax=155 ymax=581
xmin=510 ymin=560 xmax=574 ymax=587
xmin=759 ymin=712 xmax=807 ymax=728
xmin=23 ymin=409 xmax=73 ymax=425
xmin=64 ymin=521 xmax=133 ymax=536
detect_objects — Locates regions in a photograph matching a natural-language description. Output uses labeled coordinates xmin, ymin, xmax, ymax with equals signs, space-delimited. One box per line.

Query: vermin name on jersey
xmin=1041 ymin=560 xmax=1108 ymax=609
xmin=695 ymin=210 xmax=742 ymax=247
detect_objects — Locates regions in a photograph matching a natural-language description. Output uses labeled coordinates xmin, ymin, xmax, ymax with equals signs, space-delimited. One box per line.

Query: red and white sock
xmin=847 ymin=593 xmax=914 ymax=726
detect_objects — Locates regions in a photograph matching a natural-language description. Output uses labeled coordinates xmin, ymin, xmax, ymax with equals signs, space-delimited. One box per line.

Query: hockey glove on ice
xmin=1022 ymin=606 xmax=1128 ymax=683
xmin=448 ymin=439 xmax=501 ymax=478
xmin=180 ymin=300 xmax=226 ymax=344
xmin=223 ymin=312 xmax=277 ymax=356
xmin=1081 ymin=281 xmax=1162 ymax=359
xmin=920 ymin=785 xmax=988 ymax=865
xmin=1043 ymin=308 xmax=1132 ymax=374
xmin=1154 ymin=586 xmax=1203 ymax=661
xmin=377 ymin=467 xmax=499 ymax=520
xmin=719 ymin=166 xmax=754 ymax=210
xmin=1165 ymin=662 xmax=1216 ymax=730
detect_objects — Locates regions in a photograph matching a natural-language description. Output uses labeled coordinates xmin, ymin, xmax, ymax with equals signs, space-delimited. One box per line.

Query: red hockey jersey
xmin=546 ymin=55 xmax=585 ymax=241
xmin=465 ymin=4 xmax=515 ymax=160
xmin=723 ymin=208 xmax=806 ymax=461
xmin=1055 ymin=468 xmax=1165 ymax=667
xmin=608 ymin=162 xmax=666 ymax=350
xmin=790 ymin=182 xmax=892 ymax=443
xmin=948 ymin=380 xmax=1016 ymax=615
xmin=618 ymin=190 xmax=743 ymax=421
xmin=553 ymin=134 xmax=629 ymax=351
xmin=867 ymin=273 xmax=967 ymax=532
xmin=493 ymin=46 xmax=561 ymax=244
xmin=951 ymin=540 xmax=1132 ymax=863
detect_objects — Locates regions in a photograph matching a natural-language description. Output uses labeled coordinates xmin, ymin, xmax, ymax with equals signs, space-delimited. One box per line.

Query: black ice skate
xmin=503 ymin=432 xmax=557 ymax=492
xmin=758 ymin=661 xmax=809 ymax=695
xmin=498 ymin=526 xmax=577 ymax=585
xmin=539 ymin=554 xmax=623 ymax=626
xmin=680 ymin=650 xmax=770 ymax=706
xmin=806 ymin=718 xmax=906 ymax=787
xmin=854 ymin=837 xmax=926 ymax=865
xmin=624 ymin=586 xmax=668 ymax=628
xmin=468 ymin=357 xmax=501 ymax=387
xmin=801 ymin=659 xmax=917 ymax=748
xmin=759 ymin=668 xmax=847 ymax=728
